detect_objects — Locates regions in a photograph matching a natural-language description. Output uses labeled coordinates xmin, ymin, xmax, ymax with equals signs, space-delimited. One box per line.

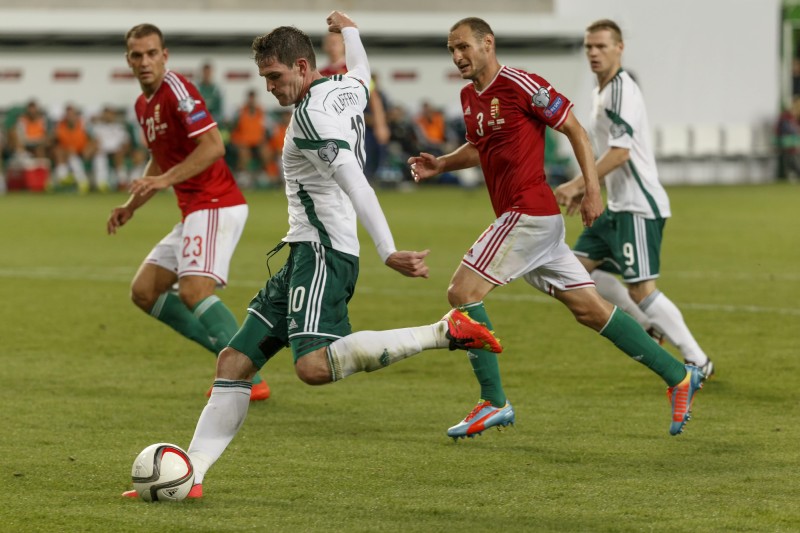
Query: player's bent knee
xmin=627 ymin=286 xmax=648 ymax=304
xmin=130 ymin=287 xmax=157 ymax=312
xmin=216 ymin=347 xmax=257 ymax=381
xmin=177 ymin=281 xmax=215 ymax=310
xmin=447 ymin=286 xmax=476 ymax=308
xmin=294 ymin=351 xmax=332 ymax=386
xmin=559 ymin=289 xmax=612 ymax=331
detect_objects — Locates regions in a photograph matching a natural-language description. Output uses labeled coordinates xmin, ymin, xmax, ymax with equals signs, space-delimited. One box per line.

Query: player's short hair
xmin=450 ymin=17 xmax=495 ymax=42
xmin=252 ymin=26 xmax=317 ymax=70
xmin=586 ymin=19 xmax=623 ymax=43
xmin=125 ymin=23 xmax=165 ymax=49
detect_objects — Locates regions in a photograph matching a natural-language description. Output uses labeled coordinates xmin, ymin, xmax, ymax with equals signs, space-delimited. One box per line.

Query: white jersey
xmin=281 ymin=74 xmax=369 ymax=256
xmin=590 ymin=69 xmax=670 ymax=219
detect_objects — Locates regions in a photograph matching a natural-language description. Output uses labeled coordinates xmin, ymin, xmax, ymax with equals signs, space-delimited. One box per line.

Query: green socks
xmin=461 ymin=302 xmax=506 ymax=407
xmin=193 ymin=295 xmax=239 ymax=353
xmin=600 ymin=307 xmax=686 ymax=387
xmin=150 ymin=292 xmax=217 ymax=353
xmin=193 ymin=296 xmax=265 ymax=386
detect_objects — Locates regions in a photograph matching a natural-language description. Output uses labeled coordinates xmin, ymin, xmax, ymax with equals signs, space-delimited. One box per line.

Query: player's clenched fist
xmin=327 ymin=11 xmax=356 ymax=33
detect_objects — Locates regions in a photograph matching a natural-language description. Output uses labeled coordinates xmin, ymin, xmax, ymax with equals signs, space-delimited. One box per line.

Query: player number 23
xmin=182 ymin=236 xmax=203 ymax=258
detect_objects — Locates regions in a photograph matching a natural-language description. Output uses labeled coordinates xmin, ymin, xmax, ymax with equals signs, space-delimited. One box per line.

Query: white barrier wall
xmin=0 ymin=0 xmax=783 ymax=183
xmin=0 ymin=48 xmax=586 ymax=122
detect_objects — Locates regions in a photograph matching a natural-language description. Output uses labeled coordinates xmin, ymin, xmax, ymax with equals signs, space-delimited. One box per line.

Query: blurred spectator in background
xmin=197 ymin=62 xmax=224 ymax=123
xmin=363 ymin=73 xmax=390 ymax=180
xmin=320 ymin=31 xmax=347 ymax=75
xmin=229 ymin=89 xmax=268 ymax=188
xmin=263 ymin=108 xmax=292 ymax=186
xmin=414 ymin=101 xmax=448 ymax=154
xmin=53 ymin=104 xmax=93 ymax=193
xmin=125 ymin=108 xmax=148 ymax=182
xmin=320 ymin=31 xmax=390 ymax=180
xmin=387 ymin=104 xmax=420 ymax=157
xmin=777 ymin=95 xmax=800 ymax=179
xmin=0 ymin=126 xmax=5 ymax=194
xmin=381 ymin=103 xmax=421 ymax=183
xmin=91 ymin=106 xmax=131 ymax=191
xmin=12 ymin=99 xmax=50 ymax=160
xmin=792 ymin=57 xmax=800 ymax=99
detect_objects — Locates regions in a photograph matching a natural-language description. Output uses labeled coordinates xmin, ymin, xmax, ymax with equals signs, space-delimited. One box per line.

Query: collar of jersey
xmin=296 ymin=77 xmax=331 ymax=107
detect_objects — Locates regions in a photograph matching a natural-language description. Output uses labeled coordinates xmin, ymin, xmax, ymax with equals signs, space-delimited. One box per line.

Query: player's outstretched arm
xmin=556 ymin=145 xmax=630 ymax=216
xmin=107 ymin=157 xmax=161 ymax=234
xmin=130 ymin=129 xmax=225 ymax=197
xmin=557 ymin=112 xmax=603 ymax=227
xmin=327 ymin=11 xmax=370 ymax=86
xmin=330 ymin=157 xmax=400 ymax=265
xmin=386 ymin=250 xmax=430 ymax=278
xmin=408 ymin=142 xmax=480 ymax=182
xmin=107 ymin=206 xmax=133 ymax=235
xmin=554 ymin=177 xmax=585 ymax=216
xmin=326 ymin=10 xmax=357 ymax=33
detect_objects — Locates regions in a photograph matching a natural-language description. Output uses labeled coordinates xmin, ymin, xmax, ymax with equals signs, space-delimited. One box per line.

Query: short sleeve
xmin=170 ymin=77 xmax=217 ymax=138
xmin=604 ymin=81 xmax=636 ymax=149
xmin=526 ymin=73 xmax=573 ymax=130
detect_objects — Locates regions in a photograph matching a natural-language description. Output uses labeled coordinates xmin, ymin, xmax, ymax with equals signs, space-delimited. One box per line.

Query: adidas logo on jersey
xmin=624 ymin=267 xmax=637 ymax=277
xmin=288 ymin=318 xmax=298 ymax=330
xmin=464 ymin=106 xmax=471 ymax=116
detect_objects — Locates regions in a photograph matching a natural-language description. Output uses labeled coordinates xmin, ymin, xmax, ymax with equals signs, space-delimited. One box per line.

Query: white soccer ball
xmin=130 ymin=443 xmax=194 ymax=502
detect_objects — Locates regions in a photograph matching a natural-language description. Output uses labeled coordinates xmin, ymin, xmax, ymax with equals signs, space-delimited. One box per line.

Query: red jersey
xmin=319 ymin=60 xmax=347 ymax=77
xmin=462 ymin=66 xmax=573 ymax=217
xmin=134 ymin=70 xmax=245 ymax=218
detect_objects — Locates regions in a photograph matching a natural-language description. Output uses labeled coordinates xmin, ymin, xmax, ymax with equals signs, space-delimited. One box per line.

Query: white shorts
xmin=145 ymin=204 xmax=248 ymax=286
xmin=462 ymin=211 xmax=594 ymax=296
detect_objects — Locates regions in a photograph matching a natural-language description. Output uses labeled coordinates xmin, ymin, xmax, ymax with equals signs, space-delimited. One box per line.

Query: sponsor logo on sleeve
xmin=543 ymin=95 xmax=564 ymax=118
xmin=610 ymin=123 xmax=627 ymax=138
xmin=318 ymin=140 xmax=339 ymax=164
xmin=186 ymin=110 xmax=208 ymax=124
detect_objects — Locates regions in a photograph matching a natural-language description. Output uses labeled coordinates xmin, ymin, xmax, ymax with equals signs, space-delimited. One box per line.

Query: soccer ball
xmin=130 ymin=443 xmax=194 ymax=502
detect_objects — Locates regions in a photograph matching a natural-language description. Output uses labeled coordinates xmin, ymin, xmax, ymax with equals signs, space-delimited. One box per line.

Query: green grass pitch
xmin=0 ymin=184 xmax=798 ymax=532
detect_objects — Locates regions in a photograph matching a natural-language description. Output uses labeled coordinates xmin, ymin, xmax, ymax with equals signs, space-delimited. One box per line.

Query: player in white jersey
xmin=154 ymin=12 xmax=501 ymax=498
xmin=281 ymin=72 xmax=369 ymax=257
xmin=555 ymin=19 xmax=713 ymax=379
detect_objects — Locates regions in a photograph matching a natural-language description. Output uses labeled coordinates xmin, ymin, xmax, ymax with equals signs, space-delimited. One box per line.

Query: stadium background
xmin=0 ymin=0 xmax=788 ymax=184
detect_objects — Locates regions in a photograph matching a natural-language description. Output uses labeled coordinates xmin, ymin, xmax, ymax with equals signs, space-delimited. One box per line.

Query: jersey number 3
xmin=475 ymin=112 xmax=485 ymax=137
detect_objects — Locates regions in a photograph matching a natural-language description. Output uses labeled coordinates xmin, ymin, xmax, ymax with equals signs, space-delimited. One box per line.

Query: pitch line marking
xmin=0 ymin=267 xmax=798 ymax=317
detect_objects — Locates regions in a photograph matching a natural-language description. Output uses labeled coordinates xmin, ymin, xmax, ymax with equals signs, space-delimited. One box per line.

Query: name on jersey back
xmin=329 ymin=90 xmax=360 ymax=115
